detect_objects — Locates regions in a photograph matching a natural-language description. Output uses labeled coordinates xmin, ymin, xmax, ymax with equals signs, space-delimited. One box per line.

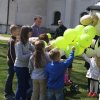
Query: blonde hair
xmin=10 ymin=24 xmax=19 ymax=34
xmin=49 ymin=48 xmax=60 ymax=60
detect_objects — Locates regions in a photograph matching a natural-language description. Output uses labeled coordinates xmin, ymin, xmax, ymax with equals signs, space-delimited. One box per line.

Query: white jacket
xmin=82 ymin=53 xmax=100 ymax=80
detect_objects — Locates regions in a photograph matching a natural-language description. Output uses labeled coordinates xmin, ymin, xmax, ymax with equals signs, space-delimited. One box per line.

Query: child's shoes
xmin=88 ymin=92 xmax=93 ymax=97
xmin=92 ymin=92 xmax=97 ymax=97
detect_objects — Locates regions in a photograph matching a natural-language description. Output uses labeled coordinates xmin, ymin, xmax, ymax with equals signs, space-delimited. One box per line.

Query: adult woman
xmin=14 ymin=26 xmax=34 ymax=100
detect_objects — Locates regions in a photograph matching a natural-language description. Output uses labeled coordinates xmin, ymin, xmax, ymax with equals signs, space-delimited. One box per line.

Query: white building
xmin=0 ymin=0 xmax=99 ymax=33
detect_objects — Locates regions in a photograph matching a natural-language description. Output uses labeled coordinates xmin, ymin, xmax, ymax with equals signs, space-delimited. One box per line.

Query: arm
xmin=15 ymin=43 xmax=31 ymax=62
xmin=29 ymin=42 xmax=35 ymax=52
xmin=63 ymin=51 xmax=74 ymax=68
xmin=8 ymin=40 xmax=16 ymax=63
xmin=82 ymin=53 xmax=90 ymax=63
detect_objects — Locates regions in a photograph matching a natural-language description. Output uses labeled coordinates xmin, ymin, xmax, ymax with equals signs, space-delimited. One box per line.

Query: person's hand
xmin=72 ymin=46 xmax=75 ymax=51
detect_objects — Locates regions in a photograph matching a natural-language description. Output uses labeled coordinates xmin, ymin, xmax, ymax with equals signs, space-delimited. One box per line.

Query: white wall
xmin=16 ymin=0 xmax=47 ymax=26
xmin=70 ymin=0 xmax=99 ymax=28
xmin=9 ymin=0 xmax=17 ymax=24
xmin=0 ymin=0 xmax=8 ymax=24
xmin=46 ymin=0 xmax=66 ymax=30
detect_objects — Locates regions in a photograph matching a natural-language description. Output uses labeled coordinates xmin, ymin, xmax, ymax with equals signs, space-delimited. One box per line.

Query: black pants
xmin=4 ymin=65 xmax=15 ymax=96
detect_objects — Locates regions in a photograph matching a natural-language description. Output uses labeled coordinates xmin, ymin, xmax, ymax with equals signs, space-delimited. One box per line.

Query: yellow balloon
xmin=47 ymin=33 xmax=52 ymax=39
xmin=78 ymin=34 xmax=92 ymax=48
xmin=74 ymin=25 xmax=85 ymax=42
xmin=55 ymin=36 xmax=68 ymax=49
xmin=82 ymin=25 xmax=96 ymax=38
xmin=64 ymin=43 xmax=84 ymax=57
xmin=64 ymin=29 xmax=77 ymax=44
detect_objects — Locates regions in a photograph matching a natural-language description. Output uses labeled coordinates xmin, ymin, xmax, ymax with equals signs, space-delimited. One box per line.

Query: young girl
xmin=28 ymin=40 xmax=51 ymax=100
xmin=14 ymin=26 xmax=34 ymax=100
xmin=82 ymin=53 xmax=100 ymax=97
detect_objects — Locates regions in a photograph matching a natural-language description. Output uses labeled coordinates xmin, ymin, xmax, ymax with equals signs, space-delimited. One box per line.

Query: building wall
xmin=69 ymin=0 xmax=98 ymax=28
xmin=0 ymin=0 xmax=99 ymax=33
xmin=16 ymin=0 xmax=47 ymax=26
xmin=46 ymin=0 xmax=66 ymax=30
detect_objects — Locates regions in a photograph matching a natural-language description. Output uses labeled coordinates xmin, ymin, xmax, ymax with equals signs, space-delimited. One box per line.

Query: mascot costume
xmin=80 ymin=2 xmax=100 ymax=57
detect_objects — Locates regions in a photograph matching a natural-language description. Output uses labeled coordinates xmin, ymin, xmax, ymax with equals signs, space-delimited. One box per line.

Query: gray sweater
xmin=28 ymin=52 xmax=51 ymax=79
xmin=14 ymin=41 xmax=34 ymax=67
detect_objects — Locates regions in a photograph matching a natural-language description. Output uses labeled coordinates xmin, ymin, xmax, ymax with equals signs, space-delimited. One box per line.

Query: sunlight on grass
xmin=0 ymin=34 xmax=11 ymax=37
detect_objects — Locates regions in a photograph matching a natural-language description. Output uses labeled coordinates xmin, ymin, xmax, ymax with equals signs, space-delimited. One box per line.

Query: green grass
xmin=0 ymin=40 xmax=98 ymax=100
xmin=0 ymin=34 xmax=11 ymax=37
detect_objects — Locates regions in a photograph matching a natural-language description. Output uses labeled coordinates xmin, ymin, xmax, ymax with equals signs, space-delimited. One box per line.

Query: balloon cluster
xmin=51 ymin=25 xmax=96 ymax=56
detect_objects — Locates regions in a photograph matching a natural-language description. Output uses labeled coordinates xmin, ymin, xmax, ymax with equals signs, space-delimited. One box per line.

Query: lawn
xmin=0 ymin=34 xmax=11 ymax=37
xmin=0 ymin=40 xmax=98 ymax=100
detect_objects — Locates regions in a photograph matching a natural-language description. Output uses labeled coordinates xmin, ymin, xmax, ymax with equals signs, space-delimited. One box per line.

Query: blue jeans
xmin=15 ymin=67 xmax=30 ymax=100
xmin=4 ymin=65 xmax=15 ymax=96
xmin=47 ymin=88 xmax=64 ymax=100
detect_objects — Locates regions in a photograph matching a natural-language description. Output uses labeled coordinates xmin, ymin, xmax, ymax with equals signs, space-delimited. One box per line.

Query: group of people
xmin=4 ymin=15 xmax=73 ymax=100
xmin=4 ymin=15 xmax=100 ymax=100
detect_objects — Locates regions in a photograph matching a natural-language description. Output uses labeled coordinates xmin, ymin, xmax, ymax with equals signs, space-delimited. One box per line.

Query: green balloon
xmin=64 ymin=29 xmax=77 ymax=44
xmin=43 ymin=41 xmax=47 ymax=47
xmin=78 ymin=34 xmax=92 ymax=48
xmin=75 ymin=42 xmax=84 ymax=56
xmin=82 ymin=25 xmax=96 ymax=38
xmin=55 ymin=36 xmax=68 ymax=49
xmin=75 ymin=25 xmax=85 ymax=32
xmin=47 ymin=33 xmax=52 ymax=39
xmin=50 ymin=40 xmax=57 ymax=48
xmin=64 ymin=43 xmax=84 ymax=57
xmin=74 ymin=25 xmax=85 ymax=42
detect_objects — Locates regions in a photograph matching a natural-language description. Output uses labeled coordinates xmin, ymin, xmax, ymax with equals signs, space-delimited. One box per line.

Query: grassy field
xmin=0 ymin=34 xmax=11 ymax=37
xmin=0 ymin=39 xmax=98 ymax=100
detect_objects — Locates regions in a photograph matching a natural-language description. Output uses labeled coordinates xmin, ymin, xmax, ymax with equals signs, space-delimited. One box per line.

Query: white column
xmin=64 ymin=0 xmax=74 ymax=28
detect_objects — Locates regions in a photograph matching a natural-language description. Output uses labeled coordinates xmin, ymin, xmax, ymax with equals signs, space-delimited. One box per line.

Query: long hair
xmin=20 ymin=26 xmax=32 ymax=45
xmin=34 ymin=40 xmax=45 ymax=68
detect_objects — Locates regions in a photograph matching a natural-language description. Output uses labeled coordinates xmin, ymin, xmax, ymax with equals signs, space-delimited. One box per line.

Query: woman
xmin=14 ymin=26 xmax=34 ymax=100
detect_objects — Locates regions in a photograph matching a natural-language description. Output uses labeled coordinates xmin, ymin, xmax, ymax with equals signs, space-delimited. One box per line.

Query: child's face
xmin=11 ymin=28 xmax=20 ymax=37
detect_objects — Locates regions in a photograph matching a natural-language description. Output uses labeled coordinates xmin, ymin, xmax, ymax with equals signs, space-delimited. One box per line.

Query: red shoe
xmin=92 ymin=93 xmax=97 ymax=97
xmin=88 ymin=92 xmax=93 ymax=97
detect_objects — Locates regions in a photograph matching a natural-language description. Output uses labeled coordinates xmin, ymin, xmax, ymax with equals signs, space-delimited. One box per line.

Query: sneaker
xmin=92 ymin=92 xmax=97 ymax=97
xmin=88 ymin=92 xmax=93 ymax=97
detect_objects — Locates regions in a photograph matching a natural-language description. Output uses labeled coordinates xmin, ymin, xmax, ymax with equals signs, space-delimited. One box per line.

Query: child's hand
xmin=72 ymin=46 xmax=75 ymax=51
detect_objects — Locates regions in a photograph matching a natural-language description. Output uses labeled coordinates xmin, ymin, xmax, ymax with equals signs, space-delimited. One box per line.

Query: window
xmin=52 ymin=11 xmax=61 ymax=25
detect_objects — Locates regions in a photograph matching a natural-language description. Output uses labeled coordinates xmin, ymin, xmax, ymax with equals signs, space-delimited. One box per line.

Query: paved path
xmin=0 ymin=35 xmax=10 ymax=41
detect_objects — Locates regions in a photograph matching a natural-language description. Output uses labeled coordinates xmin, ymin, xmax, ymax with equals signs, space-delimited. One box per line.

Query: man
xmin=55 ymin=20 xmax=67 ymax=38
xmin=31 ymin=15 xmax=45 ymax=37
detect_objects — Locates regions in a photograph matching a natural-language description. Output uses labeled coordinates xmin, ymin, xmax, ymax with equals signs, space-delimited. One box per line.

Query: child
xmin=38 ymin=33 xmax=52 ymax=51
xmin=4 ymin=25 xmax=20 ymax=99
xmin=14 ymin=26 xmax=34 ymax=100
xmin=28 ymin=40 xmax=51 ymax=100
xmin=45 ymin=47 xmax=75 ymax=100
xmin=82 ymin=53 xmax=100 ymax=97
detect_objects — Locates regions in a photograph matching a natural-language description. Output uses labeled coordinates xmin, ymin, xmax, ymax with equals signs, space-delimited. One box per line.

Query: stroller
xmin=63 ymin=72 xmax=79 ymax=95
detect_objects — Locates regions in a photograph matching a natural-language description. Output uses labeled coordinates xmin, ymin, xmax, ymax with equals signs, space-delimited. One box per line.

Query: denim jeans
xmin=15 ymin=67 xmax=30 ymax=100
xmin=4 ymin=65 xmax=15 ymax=96
xmin=47 ymin=88 xmax=64 ymax=100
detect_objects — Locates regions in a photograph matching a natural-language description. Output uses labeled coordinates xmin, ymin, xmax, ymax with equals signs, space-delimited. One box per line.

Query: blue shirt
xmin=45 ymin=51 xmax=74 ymax=89
xmin=31 ymin=24 xmax=45 ymax=37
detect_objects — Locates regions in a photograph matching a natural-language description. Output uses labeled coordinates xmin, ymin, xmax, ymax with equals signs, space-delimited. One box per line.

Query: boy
xmin=4 ymin=25 xmax=20 ymax=99
xmin=45 ymin=47 xmax=75 ymax=100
